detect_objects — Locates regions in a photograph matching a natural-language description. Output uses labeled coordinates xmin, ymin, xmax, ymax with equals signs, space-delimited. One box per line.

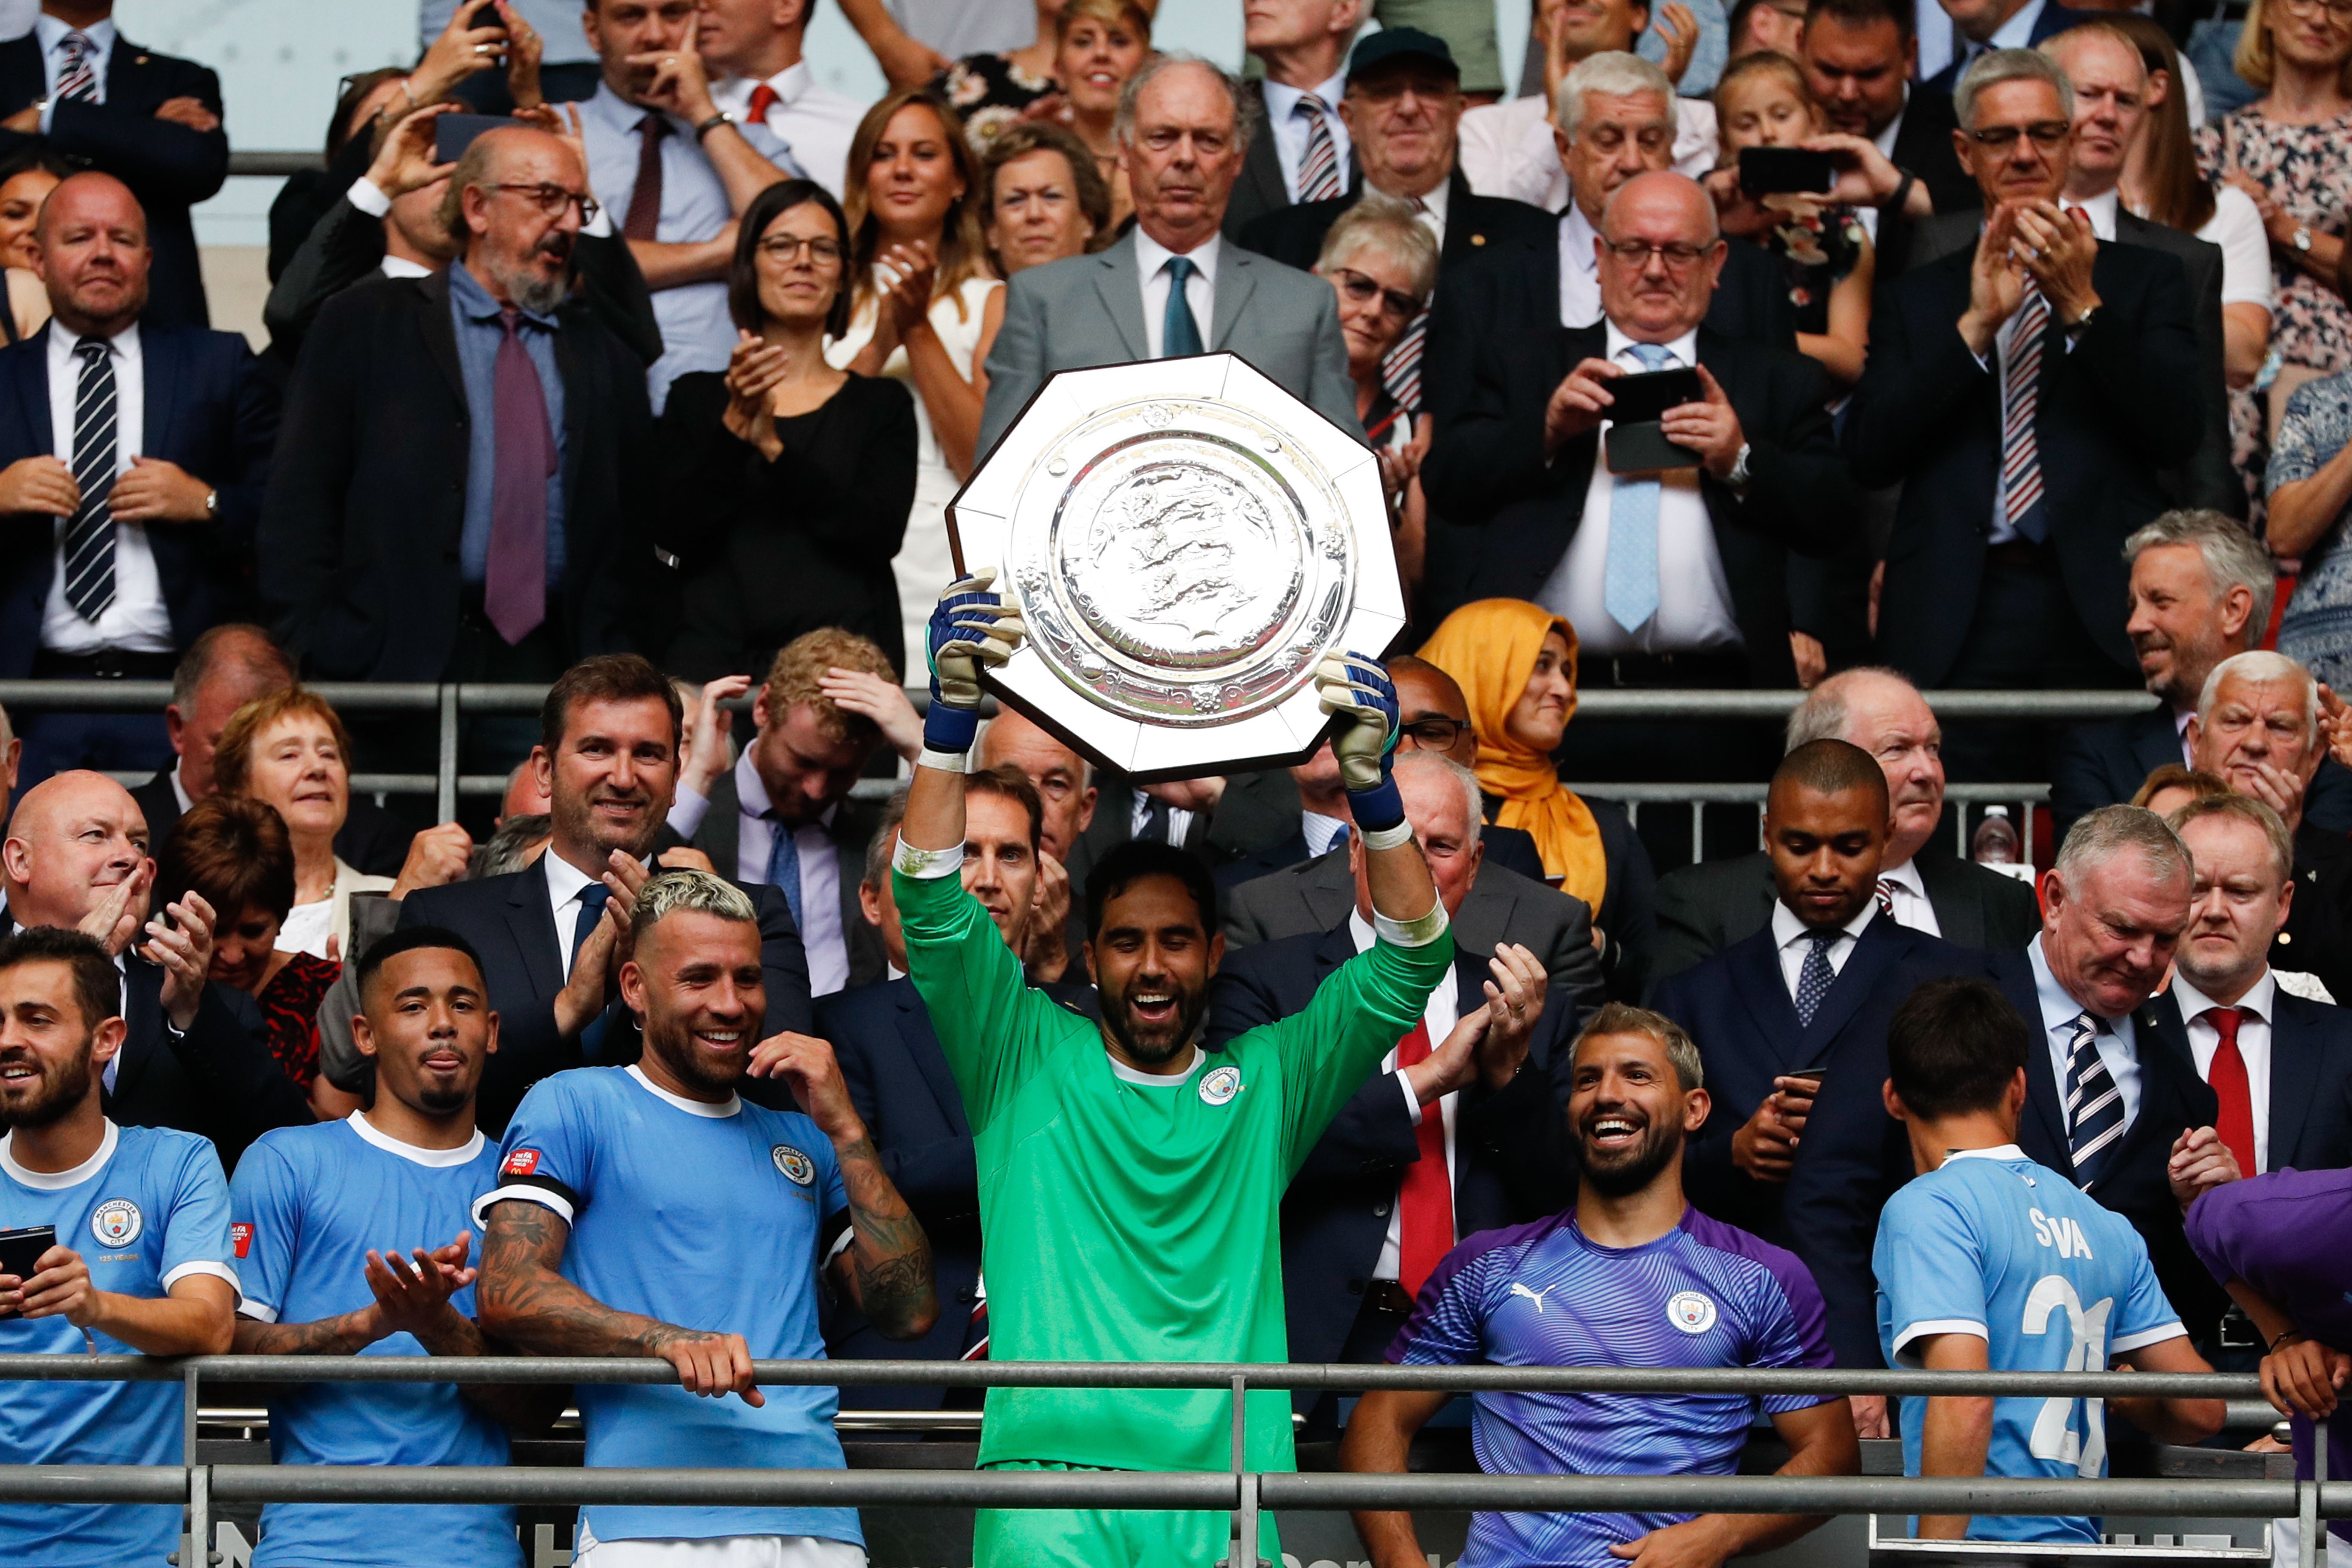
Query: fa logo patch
xmin=1199 ymin=1064 xmax=1242 ymax=1106
xmin=90 ymin=1199 xmax=142 ymax=1249
xmin=1666 ymin=1290 xmax=1718 ymax=1335
xmin=773 ymin=1145 xmax=815 ymax=1186
xmin=230 ymin=1223 xmax=253 ymax=1259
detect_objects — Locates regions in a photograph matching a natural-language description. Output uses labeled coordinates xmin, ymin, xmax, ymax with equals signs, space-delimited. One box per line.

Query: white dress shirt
xmin=1856 ymin=95 xmax=1908 ymax=242
xmin=1876 ymin=856 xmax=1943 ymax=937
xmin=1302 ymin=811 xmax=1351 ymax=858
xmin=2171 ymin=969 xmax=2276 ymax=1173
xmin=1127 ymin=786 xmax=1198 ymax=850
xmin=1537 ymin=324 xmax=1743 ymax=655
xmin=1349 ymin=910 xmax=1459 ymax=1281
xmin=1408 ymin=179 xmax=1450 ymax=249
xmin=1457 ymin=94 xmax=1718 ymax=214
xmin=1134 ymin=230 xmax=1220 ymax=358
xmin=2174 ymin=706 xmax=2195 ymax=767
xmin=668 ymin=750 xmax=851 ymax=996
xmin=544 ymin=849 xmax=603 ymax=985
xmin=40 ymin=322 xmax=168 ymax=655
xmin=2027 ymin=931 xmax=2144 ymax=1134
xmin=1263 ymin=73 xmax=1353 ymax=203
xmin=1980 ymin=249 xmax=2084 ymax=547
xmin=712 ymin=61 xmax=864 ymax=200
xmin=1768 ymin=898 xmax=1877 ymax=1000
xmin=33 ymin=12 xmax=110 ymax=127
xmin=1557 ymin=204 xmax=1604 ymax=329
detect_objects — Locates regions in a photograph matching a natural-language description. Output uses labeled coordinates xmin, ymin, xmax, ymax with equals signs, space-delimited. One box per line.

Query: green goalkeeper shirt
xmin=893 ymin=854 xmax=1454 ymax=1477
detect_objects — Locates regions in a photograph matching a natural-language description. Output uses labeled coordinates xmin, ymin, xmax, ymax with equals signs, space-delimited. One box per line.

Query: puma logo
xmin=1509 ymin=1283 xmax=1551 ymax=1313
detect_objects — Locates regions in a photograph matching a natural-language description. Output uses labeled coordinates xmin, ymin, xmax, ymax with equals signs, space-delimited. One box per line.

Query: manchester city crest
xmin=772 ymin=1145 xmax=815 ymax=1186
xmin=90 ymin=1198 xmax=142 ymax=1249
xmin=1666 ymin=1290 xmax=1718 ymax=1335
xmin=1198 ymin=1064 xmax=1242 ymax=1106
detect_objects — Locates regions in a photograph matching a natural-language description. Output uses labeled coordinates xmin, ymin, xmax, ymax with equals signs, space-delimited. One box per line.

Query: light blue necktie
xmin=1603 ymin=342 xmax=1676 ymax=635
xmin=764 ymin=815 xmax=806 ymax=932
xmin=1162 ymin=255 xmax=1204 ymax=358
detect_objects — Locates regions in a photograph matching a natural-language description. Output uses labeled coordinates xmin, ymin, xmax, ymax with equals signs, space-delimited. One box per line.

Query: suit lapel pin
xmin=1471 ymin=233 xmax=1486 ymax=246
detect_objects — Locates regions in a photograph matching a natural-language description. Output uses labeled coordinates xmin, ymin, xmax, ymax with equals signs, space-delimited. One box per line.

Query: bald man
xmin=0 ymin=770 xmax=308 ymax=1158
xmin=0 ymin=171 xmax=277 ymax=786
xmin=261 ymin=125 xmax=655 ymax=686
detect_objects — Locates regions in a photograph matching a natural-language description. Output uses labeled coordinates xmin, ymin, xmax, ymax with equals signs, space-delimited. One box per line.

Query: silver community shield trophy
xmin=947 ymin=353 xmax=1404 ymax=782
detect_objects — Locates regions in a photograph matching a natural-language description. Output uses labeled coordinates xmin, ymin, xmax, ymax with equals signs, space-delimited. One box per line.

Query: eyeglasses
xmin=2281 ymin=0 xmax=2352 ymax=20
xmin=1965 ymin=121 xmax=2073 ymax=151
xmin=1331 ymin=266 xmax=1424 ymax=319
xmin=1396 ymin=716 xmax=1470 ymax=751
xmin=756 ymin=235 xmax=847 ymax=265
xmin=488 ymin=183 xmax=600 ymax=224
xmin=1599 ymin=238 xmax=1717 ymax=269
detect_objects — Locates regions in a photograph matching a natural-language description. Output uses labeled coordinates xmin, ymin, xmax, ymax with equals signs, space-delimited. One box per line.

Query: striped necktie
xmin=1380 ymin=196 xmax=1429 ymax=414
xmin=60 ymin=337 xmax=118 ymax=623
xmin=2064 ymin=1011 xmax=2125 ymax=1188
xmin=1294 ymin=95 xmax=1342 ymax=202
xmin=2000 ymin=278 xmax=2050 ymax=542
xmin=54 ymin=30 xmax=97 ymax=104
xmin=1875 ymin=879 xmax=1897 ymax=919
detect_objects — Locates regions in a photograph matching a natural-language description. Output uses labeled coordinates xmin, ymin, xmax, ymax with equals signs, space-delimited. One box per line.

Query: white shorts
xmin=571 ymin=1531 xmax=867 ymax=1568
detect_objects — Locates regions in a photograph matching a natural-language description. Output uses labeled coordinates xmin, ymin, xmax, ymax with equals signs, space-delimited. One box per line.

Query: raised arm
xmin=1317 ymin=652 xmax=1439 ymax=928
xmin=902 ymin=571 xmax=1028 ymax=856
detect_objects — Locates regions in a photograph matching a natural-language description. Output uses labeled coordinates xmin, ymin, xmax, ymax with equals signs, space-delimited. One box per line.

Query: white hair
xmin=2197 ymin=650 xmax=2319 ymax=743
xmin=1555 ymin=51 xmax=1677 ymax=142
xmin=1954 ymin=46 xmax=2074 ymax=129
xmin=2124 ymin=511 xmax=2278 ymax=653
xmin=1394 ymin=749 xmax=1483 ymax=847
xmin=1316 ymin=191 xmax=1440 ymax=301
xmin=1785 ymin=666 xmax=1922 ymax=753
xmin=972 ymin=714 xmax=1093 ymax=792
xmin=634 ymin=867 xmax=758 ymax=939
xmin=1115 ymin=52 xmax=1257 ymax=151
xmin=2054 ymin=805 xmax=2192 ymax=897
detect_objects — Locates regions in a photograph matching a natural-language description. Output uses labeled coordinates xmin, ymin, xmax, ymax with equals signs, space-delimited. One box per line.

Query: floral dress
xmin=934 ymin=53 xmax=1055 ymax=153
xmin=1761 ymin=199 xmax=1867 ymax=335
xmin=258 ymin=952 xmax=340 ymax=1088
xmin=2197 ymin=107 xmax=2352 ymax=520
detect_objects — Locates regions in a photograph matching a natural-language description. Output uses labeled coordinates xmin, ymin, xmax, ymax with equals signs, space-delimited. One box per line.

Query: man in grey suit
xmin=976 ymin=52 xmax=1361 ymax=458
xmin=1904 ymin=22 xmax=2239 ymax=520
xmin=1648 ymin=668 xmax=2041 ymax=986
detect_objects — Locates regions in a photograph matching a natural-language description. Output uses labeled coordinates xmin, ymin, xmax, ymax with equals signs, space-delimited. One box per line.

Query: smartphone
xmin=1602 ymin=366 xmax=1705 ymax=472
xmin=0 ymin=1225 xmax=56 ymax=1318
xmin=1739 ymin=146 xmax=1837 ymax=197
xmin=434 ymin=111 xmax=514 ymax=167
xmin=1785 ymin=1064 xmax=1830 ymax=1087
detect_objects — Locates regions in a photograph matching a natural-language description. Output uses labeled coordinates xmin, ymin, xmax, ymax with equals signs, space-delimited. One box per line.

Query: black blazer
xmin=0 ymin=322 xmax=279 ymax=675
xmin=131 ymin=765 xmax=416 ymax=879
xmin=687 ymin=770 xmax=888 ymax=995
xmin=1905 ymin=206 xmax=2240 ymax=521
xmin=1424 ymin=321 xmax=1861 ymax=683
xmin=1847 ymin=239 xmax=2202 ymax=686
xmin=1646 ymin=847 xmax=2043 ymax=987
xmin=2049 ymin=706 xmax=2352 ymax=841
xmin=397 ymin=852 xmax=812 ymax=1134
xmin=1237 ymin=167 xmax=1555 ymax=273
xmin=1221 ymin=81 xmax=1360 ymax=242
xmin=1214 ymin=817 xmax=1548 ymax=891
xmin=1651 ymin=913 xmax=1999 ymax=1367
xmin=2147 ymin=983 xmax=2352 ymax=1175
xmin=0 ymin=34 xmax=227 ymax=331
xmin=1221 ymin=848 xmax=1608 ymax=1037
xmin=257 ymin=270 xmax=655 ymax=681
xmin=1208 ymin=922 xmax=1577 ymax=1406
xmin=2281 ymin=823 xmax=2352 ymax=1004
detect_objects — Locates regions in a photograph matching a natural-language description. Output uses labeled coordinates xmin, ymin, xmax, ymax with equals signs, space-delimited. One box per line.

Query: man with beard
xmin=230 ymin=927 xmax=560 ymax=1568
xmin=399 ymin=654 xmax=809 ymax=1133
xmin=260 ymin=125 xmax=655 ymax=687
xmin=1342 ymin=1003 xmax=1857 ymax=1568
xmin=476 ymin=868 xmax=934 ymax=1566
xmin=1874 ymin=975 xmax=2221 ymax=1546
xmin=894 ymin=576 xmax=1455 ymax=1566
xmin=0 ymin=925 xmax=238 ymax=1568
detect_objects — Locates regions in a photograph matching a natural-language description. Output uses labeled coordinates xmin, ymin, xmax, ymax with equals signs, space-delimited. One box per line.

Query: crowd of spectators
xmin=15 ymin=0 xmax=2352 ymax=1562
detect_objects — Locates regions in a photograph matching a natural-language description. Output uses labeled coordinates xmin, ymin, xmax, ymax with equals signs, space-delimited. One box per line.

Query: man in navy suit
xmin=1924 ymin=0 xmax=2097 ymax=93
xmin=0 ymin=172 xmax=275 ymax=787
xmin=400 ymin=656 xmax=809 ymax=1134
xmin=2148 ymin=794 xmax=2352 ymax=1350
xmin=0 ymin=2 xmax=228 ymax=331
xmin=1651 ymin=739 xmax=1994 ymax=1417
xmin=1210 ymin=750 xmax=1564 ymax=1433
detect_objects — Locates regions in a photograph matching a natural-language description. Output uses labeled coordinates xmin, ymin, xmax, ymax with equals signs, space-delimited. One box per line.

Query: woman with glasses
xmin=2198 ymin=0 xmax=2352 ymax=514
xmin=660 ymin=179 xmax=919 ymax=682
xmin=1314 ymin=196 xmax=1438 ymax=597
xmin=1417 ymin=599 xmax=1659 ymax=997
xmin=829 ymin=89 xmax=1003 ymax=673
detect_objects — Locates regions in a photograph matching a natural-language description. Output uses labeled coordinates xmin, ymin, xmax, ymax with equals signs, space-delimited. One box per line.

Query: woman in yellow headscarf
xmin=1417 ymin=598 xmax=1657 ymax=986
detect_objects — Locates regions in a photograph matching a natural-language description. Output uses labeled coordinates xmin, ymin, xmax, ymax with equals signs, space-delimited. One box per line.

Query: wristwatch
xmin=694 ymin=110 xmax=735 ymax=142
xmin=2067 ymin=303 xmax=2099 ymax=334
xmin=1726 ymin=442 xmax=1753 ymax=490
xmin=2295 ymin=224 xmax=2315 ymax=253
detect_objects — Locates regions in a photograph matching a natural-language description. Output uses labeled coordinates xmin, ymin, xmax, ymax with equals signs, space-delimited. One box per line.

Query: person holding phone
xmin=0 ymin=925 xmax=239 ymax=1568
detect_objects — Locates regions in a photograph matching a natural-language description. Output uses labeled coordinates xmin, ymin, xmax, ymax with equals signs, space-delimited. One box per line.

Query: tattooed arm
xmin=477 ymin=1197 xmax=767 ymax=1406
xmin=234 ymin=1229 xmax=566 ymax=1431
xmin=749 ymin=1031 xmax=939 ymax=1341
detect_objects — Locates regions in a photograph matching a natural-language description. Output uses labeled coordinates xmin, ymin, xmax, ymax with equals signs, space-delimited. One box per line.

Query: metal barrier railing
xmin=0 ymin=1354 xmax=2324 ymax=1568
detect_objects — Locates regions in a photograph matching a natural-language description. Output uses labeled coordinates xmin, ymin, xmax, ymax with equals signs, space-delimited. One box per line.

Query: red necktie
xmin=1393 ymin=1020 xmax=1455 ymax=1298
xmin=747 ymin=83 xmax=780 ymax=124
xmin=2208 ymin=1006 xmax=2257 ymax=1175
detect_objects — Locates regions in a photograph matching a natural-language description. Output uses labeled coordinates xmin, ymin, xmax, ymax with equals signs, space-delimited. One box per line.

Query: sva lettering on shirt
xmin=2029 ymin=1207 xmax=2095 ymax=1260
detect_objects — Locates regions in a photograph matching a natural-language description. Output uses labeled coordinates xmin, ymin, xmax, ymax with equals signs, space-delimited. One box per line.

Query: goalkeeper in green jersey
xmin=894 ymin=573 xmax=1490 ymax=1566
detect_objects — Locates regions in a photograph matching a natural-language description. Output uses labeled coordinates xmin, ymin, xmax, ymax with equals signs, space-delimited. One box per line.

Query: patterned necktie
xmin=1603 ymin=342 xmax=1676 ymax=634
xmin=60 ymin=337 xmax=117 ymax=623
xmin=2206 ymin=1006 xmax=2256 ymax=1175
xmin=1392 ymin=1019 xmax=1454 ymax=1296
xmin=623 ymin=114 xmax=668 ymax=242
xmin=2000 ymin=277 xmax=2051 ymax=543
xmin=54 ymin=31 xmax=97 ymax=104
xmin=1294 ymin=95 xmax=1342 ymax=202
xmin=765 ymin=815 xmax=806 ymax=932
xmin=2064 ymin=1011 xmax=2125 ymax=1188
xmin=1875 ymin=879 xmax=1897 ymax=919
xmin=484 ymin=309 xmax=554 ymax=645
xmin=1379 ymin=197 xmax=1430 ymax=413
xmin=1161 ymin=255 xmax=1204 ymax=357
xmin=1792 ymin=933 xmax=1836 ymax=1027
